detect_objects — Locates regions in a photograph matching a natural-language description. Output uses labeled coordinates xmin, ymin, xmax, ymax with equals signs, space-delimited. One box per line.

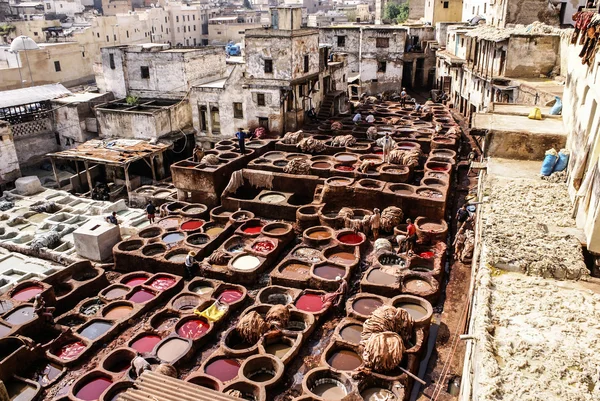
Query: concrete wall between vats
xmin=73 ymin=219 xmax=122 ymax=262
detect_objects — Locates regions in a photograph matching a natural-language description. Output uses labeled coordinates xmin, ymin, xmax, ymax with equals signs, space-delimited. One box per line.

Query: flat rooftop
xmin=473 ymin=113 xmax=565 ymax=135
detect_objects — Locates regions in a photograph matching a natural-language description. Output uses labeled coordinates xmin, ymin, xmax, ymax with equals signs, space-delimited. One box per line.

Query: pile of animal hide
xmin=200 ymin=154 xmax=220 ymax=165
xmin=254 ymin=126 xmax=268 ymax=139
xmin=206 ymin=250 xmax=231 ymax=265
xmin=297 ymin=138 xmax=326 ymax=153
xmin=374 ymin=238 xmax=393 ymax=252
xmin=30 ymin=201 xmax=59 ymax=214
xmin=389 ymin=149 xmax=421 ymax=166
xmin=223 ymin=170 xmax=244 ymax=195
xmin=282 ymin=131 xmax=304 ymax=144
xmin=361 ymin=305 xmax=414 ymax=343
xmin=366 ymin=126 xmax=378 ymax=140
xmin=154 ymin=364 xmax=177 ymax=378
xmin=265 ymin=304 xmax=290 ymax=330
xmin=330 ymin=135 xmax=356 ymax=147
xmin=31 ymin=229 xmax=62 ymax=252
xmin=0 ymin=200 xmax=14 ymax=212
xmin=283 ymin=158 xmax=311 ymax=175
xmin=331 ymin=121 xmax=343 ymax=131
xmin=235 ymin=311 xmax=267 ymax=344
xmin=380 ymin=206 xmax=404 ymax=232
xmin=361 ymin=331 xmax=405 ymax=372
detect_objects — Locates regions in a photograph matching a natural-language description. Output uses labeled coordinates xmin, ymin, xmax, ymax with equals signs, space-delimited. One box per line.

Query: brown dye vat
xmin=340 ymin=324 xmax=362 ymax=344
xmin=313 ymin=265 xmax=346 ymax=280
xmin=367 ymin=269 xmax=397 ymax=284
xmin=327 ymin=349 xmax=362 ymax=371
xmin=327 ymin=251 xmax=355 ymax=265
xmin=352 ymin=298 xmax=383 ymax=316
xmin=396 ymin=302 xmax=428 ymax=320
xmin=280 ymin=263 xmax=310 ymax=279
xmin=311 ymin=380 xmax=347 ymax=399
xmin=103 ymin=304 xmax=134 ymax=319
xmin=404 ymin=278 xmax=433 ymax=292
xmin=312 ymin=162 xmax=332 ymax=169
xmin=103 ymin=286 xmax=129 ymax=300
xmin=265 ymin=342 xmax=292 ymax=359
xmin=156 ymin=338 xmax=189 ymax=363
xmin=307 ymin=230 xmax=331 ymax=239
xmin=5 ymin=305 xmax=35 ymax=324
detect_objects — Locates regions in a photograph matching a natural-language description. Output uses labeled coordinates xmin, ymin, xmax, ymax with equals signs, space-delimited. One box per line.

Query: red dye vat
xmin=295 ymin=293 xmax=325 ymax=312
xmin=430 ymin=167 xmax=448 ymax=171
xmin=75 ymin=377 xmax=113 ymax=401
xmin=205 ymin=359 xmax=240 ymax=382
xmin=252 ymin=241 xmax=275 ymax=253
xmin=243 ymin=225 xmax=263 ymax=234
xmin=150 ymin=277 xmax=176 ymax=291
xmin=335 ymin=165 xmax=354 ymax=172
xmin=181 ymin=220 xmax=204 ymax=231
xmin=419 ymin=251 xmax=434 ymax=259
xmin=218 ymin=289 xmax=243 ymax=304
xmin=129 ymin=289 xmax=156 ymax=303
xmin=131 ymin=335 xmax=161 ymax=353
xmin=374 ymin=151 xmax=384 ymax=155
xmin=338 ymin=233 xmax=363 ymax=245
xmin=177 ymin=319 xmax=210 ymax=339
xmin=12 ymin=285 xmax=43 ymax=301
xmin=124 ymin=277 xmax=147 ymax=287
xmin=55 ymin=341 xmax=86 ymax=360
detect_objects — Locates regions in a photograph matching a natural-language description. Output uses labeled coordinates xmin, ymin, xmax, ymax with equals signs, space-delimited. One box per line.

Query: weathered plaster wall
xmin=409 ymin=0 xmax=426 ymax=20
xmin=0 ymin=122 xmax=21 ymax=182
xmin=505 ymin=35 xmax=560 ymax=78
xmin=505 ymin=0 xmax=560 ymax=26
xmin=425 ymin=0 xmax=463 ymax=24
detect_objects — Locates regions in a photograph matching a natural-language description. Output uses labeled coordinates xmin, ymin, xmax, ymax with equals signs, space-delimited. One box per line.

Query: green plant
xmin=125 ymin=95 xmax=139 ymax=106
xmin=384 ymin=1 xmax=409 ymax=24
xmin=0 ymin=25 xmax=16 ymax=35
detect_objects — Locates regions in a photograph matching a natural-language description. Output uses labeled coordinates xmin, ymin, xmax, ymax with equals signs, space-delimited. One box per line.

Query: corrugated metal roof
xmin=118 ymin=371 xmax=241 ymax=401
xmin=0 ymin=83 xmax=72 ymax=109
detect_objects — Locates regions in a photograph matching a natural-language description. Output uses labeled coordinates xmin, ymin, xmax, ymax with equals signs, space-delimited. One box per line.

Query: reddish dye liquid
xmin=243 ymin=225 xmax=263 ymax=234
xmin=181 ymin=220 xmax=204 ymax=231
xmin=124 ymin=277 xmax=147 ymax=287
xmin=129 ymin=289 xmax=156 ymax=303
xmin=55 ymin=341 xmax=86 ymax=360
xmin=252 ymin=241 xmax=275 ymax=253
xmin=295 ymin=293 xmax=325 ymax=312
xmin=12 ymin=286 xmax=43 ymax=301
xmin=419 ymin=251 xmax=434 ymax=259
xmin=374 ymin=151 xmax=384 ymax=155
xmin=205 ymin=359 xmax=240 ymax=382
xmin=218 ymin=289 xmax=243 ymax=304
xmin=75 ymin=377 xmax=113 ymax=401
xmin=177 ymin=319 xmax=210 ymax=339
xmin=130 ymin=335 xmax=161 ymax=353
xmin=338 ymin=233 xmax=363 ymax=245
xmin=149 ymin=277 xmax=176 ymax=291
xmin=335 ymin=165 xmax=354 ymax=171
xmin=430 ymin=167 xmax=448 ymax=171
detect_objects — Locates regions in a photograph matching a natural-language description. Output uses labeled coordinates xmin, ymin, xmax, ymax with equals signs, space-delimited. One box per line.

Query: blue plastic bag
xmin=553 ymin=150 xmax=570 ymax=172
xmin=549 ymin=97 xmax=562 ymax=115
xmin=541 ymin=153 xmax=558 ymax=176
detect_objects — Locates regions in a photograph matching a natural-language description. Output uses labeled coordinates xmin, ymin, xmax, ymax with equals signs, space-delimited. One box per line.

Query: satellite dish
xmin=10 ymin=36 xmax=40 ymax=51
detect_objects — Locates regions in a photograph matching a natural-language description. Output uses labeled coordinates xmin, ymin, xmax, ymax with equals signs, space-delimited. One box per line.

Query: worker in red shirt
xmin=406 ymin=218 xmax=417 ymax=255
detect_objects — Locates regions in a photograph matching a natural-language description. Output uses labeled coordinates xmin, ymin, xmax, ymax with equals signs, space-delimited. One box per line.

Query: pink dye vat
xmin=295 ymin=293 xmax=325 ymax=312
xmin=177 ymin=319 xmax=210 ymax=339
xmin=75 ymin=377 xmax=113 ymax=401
xmin=129 ymin=289 xmax=156 ymax=303
xmin=419 ymin=251 xmax=434 ymax=259
xmin=55 ymin=341 xmax=86 ymax=360
xmin=131 ymin=335 xmax=161 ymax=353
xmin=335 ymin=165 xmax=354 ymax=172
xmin=149 ymin=277 xmax=176 ymax=291
xmin=12 ymin=286 xmax=43 ymax=301
xmin=430 ymin=167 xmax=448 ymax=171
xmin=243 ymin=225 xmax=263 ymax=234
xmin=205 ymin=359 xmax=240 ymax=382
xmin=338 ymin=233 xmax=363 ymax=245
xmin=218 ymin=289 xmax=243 ymax=304
xmin=181 ymin=220 xmax=204 ymax=231
xmin=252 ymin=241 xmax=275 ymax=253
xmin=124 ymin=277 xmax=147 ymax=287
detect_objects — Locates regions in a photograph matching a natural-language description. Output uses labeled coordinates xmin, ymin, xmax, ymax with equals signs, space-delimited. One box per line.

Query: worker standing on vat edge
xmin=236 ymin=128 xmax=248 ymax=154
xmin=382 ymin=133 xmax=393 ymax=163
xmin=34 ymin=294 xmax=55 ymax=323
xmin=185 ymin=251 xmax=197 ymax=280
xmin=406 ymin=218 xmax=417 ymax=256
xmin=146 ymin=201 xmax=156 ymax=224
xmin=371 ymin=208 xmax=381 ymax=240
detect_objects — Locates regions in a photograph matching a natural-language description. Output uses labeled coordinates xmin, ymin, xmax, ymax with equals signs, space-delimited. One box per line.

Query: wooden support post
xmin=50 ymin=158 xmax=60 ymax=190
xmin=74 ymin=161 xmax=80 ymax=190
xmin=149 ymin=156 xmax=157 ymax=182
xmin=124 ymin=164 xmax=132 ymax=200
xmin=84 ymin=161 xmax=93 ymax=195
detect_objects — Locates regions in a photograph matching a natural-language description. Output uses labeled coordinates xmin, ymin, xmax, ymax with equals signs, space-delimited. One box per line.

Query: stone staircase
xmin=317 ymin=91 xmax=343 ymax=119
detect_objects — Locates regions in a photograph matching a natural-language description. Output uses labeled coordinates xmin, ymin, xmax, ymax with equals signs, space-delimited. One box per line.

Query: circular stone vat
xmin=53 ymin=341 xmax=86 ymax=361
xmin=304 ymin=226 xmax=334 ymax=244
xmin=171 ymin=294 xmax=202 ymax=312
xmin=292 ymin=247 xmax=323 ymax=263
xmin=72 ymin=269 xmax=99 ymax=282
xmin=204 ymin=224 xmax=225 ymax=236
xmin=422 ymin=178 xmax=446 ymax=188
xmin=325 ymin=249 xmax=356 ymax=265
xmin=334 ymin=164 xmax=355 ymax=172
xmin=74 ymin=375 xmax=113 ymax=401
xmin=165 ymin=202 xmax=185 ymax=213
xmin=295 ymin=293 xmax=325 ymax=313
xmin=313 ymin=265 xmax=346 ymax=281
xmin=305 ymin=369 xmax=352 ymax=400
xmin=102 ymin=349 xmax=136 ymax=373
xmin=215 ymin=145 xmax=234 ymax=151
xmin=312 ymin=161 xmax=332 ymax=169
xmin=139 ymin=227 xmax=162 ymax=239
xmin=336 ymin=231 xmax=365 ymax=246
xmin=334 ymin=153 xmax=358 ymax=164
xmin=392 ymin=295 xmax=433 ymax=327
xmin=204 ymin=358 xmax=240 ymax=382
xmin=129 ymin=334 xmax=162 ymax=353
xmin=286 ymin=153 xmax=309 ymax=160
xmin=223 ymin=326 xmax=256 ymax=351
xmin=361 ymin=388 xmax=398 ymax=401
xmin=102 ymin=302 xmax=134 ymax=320
xmin=181 ymin=219 xmax=205 ymax=231
xmin=264 ymin=335 xmax=295 ymax=360
xmin=57 ymin=314 xmax=85 ymax=327
xmin=263 ymin=151 xmax=286 ymax=160
xmin=378 ymin=253 xmax=406 ymax=267
xmin=122 ymin=274 xmax=150 ymax=287
xmin=141 ymin=244 xmax=166 ymax=257
xmin=78 ymin=320 xmax=112 ymax=340
xmin=279 ymin=261 xmax=311 ymax=280
xmin=162 ymin=232 xmax=185 ymax=245
xmin=259 ymin=192 xmax=286 ymax=204
xmin=417 ymin=187 xmax=443 ymax=199
xmin=186 ymin=233 xmax=210 ymax=246
xmin=11 ymin=284 xmax=43 ymax=301
xmin=367 ymin=269 xmax=397 ymax=285
xmin=325 ymin=176 xmax=353 ymax=186
xmin=352 ymin=297 xmax=383 ymax=316
xmin=241 ymin=355 xmax=282 ymax=384
xmin=157 ymin=217 xmax=180 ymax=230
xmin=181 ymin=204 xmax=207 ymax=215
xmin=4 ymin=305 xmax=35 ymax=325
xmin=165 ymin=250 xmax=189 ymax=263
xmin=101 ymin=285 xmax=129 ymax=301
xmin=240 ymin=220 xmax=264 ymax=235
xmin=389 ymin=183 xmax=416 ymax=195
xmin=156 ymin=338 xmax=190 ymax=363
xmin=151 ymin=313 xmax=180 ymax=331
xmin=273 ymin=160 xmax=288 ymax=167
xmin=326 ymin=348 xmax=362 ymax=371
xmin=252 ymin=240 xmax=275 ymax=253
xmin=186 ymin=376 xmax=220 ymax=391
xmin=149 ymin=275 xmax=176 ymax=291
xmin=258 ymin=287 xmax=292 ymax=305
xmin=189 ymin=281 xmax=215 ymax=295
xmin=217 ymin=288 xmax=244 ymax=304
xmin=339 ymin=324 xmax=362 ymax=345
xmin=218 ymin=152 xmax=239 ymax=161
xmin=128 ymin=289 xmax=156 ymax=303
xmin=231 ymin=254 xmax=261 ymax=271
xmin=357 ymin=179 xmax=383 ymax=189
xmin=176 ymin=317 xmax=210 ymax=339
xmin=262 ymin=222 xmax=291 ymax=236
xmin=425 ymin=161 xmax=451 ymax=172
xmin=79 ymin=299 xmax=103 ymax=316
xmin=402 ymin=274 xmax=435 ymax=294
xmin=117 ymin=240 xmax=143 ymax=252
